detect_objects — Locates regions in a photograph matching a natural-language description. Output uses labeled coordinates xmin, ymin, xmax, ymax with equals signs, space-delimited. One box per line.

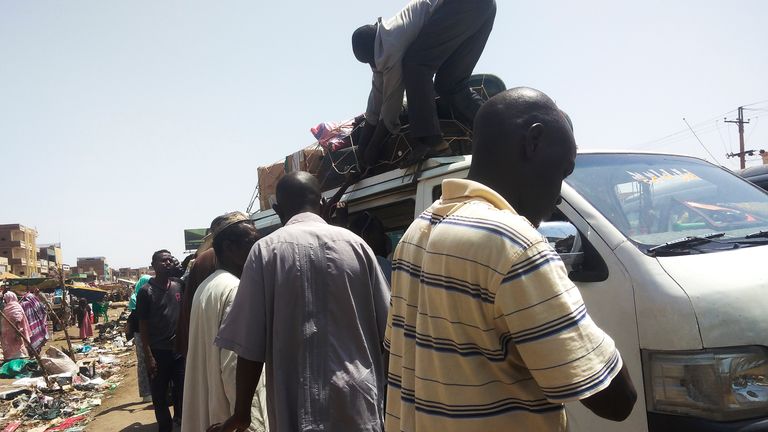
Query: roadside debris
xmin=0 ymin=308 xmax=134 ymax=431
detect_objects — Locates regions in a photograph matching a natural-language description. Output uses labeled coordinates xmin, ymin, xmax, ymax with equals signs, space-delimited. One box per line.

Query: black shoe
xmin=447 ymin=88 xmax=484 ymax=128
xmin=398 ymin=145 xmax=431 ymax=168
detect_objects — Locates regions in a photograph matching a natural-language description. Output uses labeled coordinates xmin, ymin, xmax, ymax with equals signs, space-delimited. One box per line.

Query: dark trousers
xmin=403 ymin=0 xmax=497 ymax=139
xmin=149 ymin=349 xmax=185 ymax=432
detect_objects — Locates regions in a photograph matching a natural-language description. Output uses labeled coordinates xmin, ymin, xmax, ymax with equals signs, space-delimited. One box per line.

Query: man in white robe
xmin=181 ymin=212 xmax=268 ymax=432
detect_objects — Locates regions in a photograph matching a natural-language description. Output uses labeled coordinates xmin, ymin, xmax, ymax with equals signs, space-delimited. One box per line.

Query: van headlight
xmin=643 ymin=347 xmax=768 ymax=421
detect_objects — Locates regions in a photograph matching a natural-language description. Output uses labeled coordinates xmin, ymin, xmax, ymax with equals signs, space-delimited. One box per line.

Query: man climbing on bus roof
xmin=352 ymin=0 xmax=497 ymax=168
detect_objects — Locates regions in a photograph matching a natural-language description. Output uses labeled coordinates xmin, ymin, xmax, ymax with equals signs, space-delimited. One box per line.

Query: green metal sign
xmin=184 ymin=228 xmax=208 ymax=252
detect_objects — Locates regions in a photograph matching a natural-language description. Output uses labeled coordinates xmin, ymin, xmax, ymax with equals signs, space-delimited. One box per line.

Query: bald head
xmin=274 ymin=171 xmax=322 ymax=224
xmin=471 ymin=87 xmax=572 ymax=163
xmin=468 ymin=87 xmax=577 ymax=226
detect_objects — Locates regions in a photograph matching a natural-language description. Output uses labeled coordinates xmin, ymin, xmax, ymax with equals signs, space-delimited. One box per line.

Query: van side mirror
xmin=537 ymin=221 xmax=609 ymax=283
xmin=538 ymin=221 xmax=584 ymax=273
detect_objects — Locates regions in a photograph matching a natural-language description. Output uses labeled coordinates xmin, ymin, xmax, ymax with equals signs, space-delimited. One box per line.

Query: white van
xmin=251 ymin=151 xmax=768 ymax=431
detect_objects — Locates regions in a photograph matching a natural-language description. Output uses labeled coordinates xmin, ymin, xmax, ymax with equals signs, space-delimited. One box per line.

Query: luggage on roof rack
xmin=256 ymin=74 xmax=506 ymax=211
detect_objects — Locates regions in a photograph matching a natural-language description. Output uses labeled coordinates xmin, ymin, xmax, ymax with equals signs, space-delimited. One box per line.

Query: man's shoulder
xmin=457 ymin=201 xmax=542 ymax=241
xmin=195 ymin=271 xmax=238 ymax=302
xmin=169 ymin=277 xmax=184 ymax=293
xmin=261 ymin=219 xmax=362 ymax=245
xmin=418 ymin=201 xmax=543 ymax=262
xmin=200 ymin=271 xmax=238 ymax=291
xmin=192 ymin=249 xmax=217 ymax=271
xmin=137 ymin=281 xmax=152 ymax=295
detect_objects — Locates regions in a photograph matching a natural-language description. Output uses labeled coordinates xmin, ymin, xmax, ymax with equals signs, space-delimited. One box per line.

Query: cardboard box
xmin=285 ymin=146 xmax=324 ymax=175
xmin=257 ymin=146 xmax=326 ymax=211
xmin=257 ymin=162 xmax=285 ymax=211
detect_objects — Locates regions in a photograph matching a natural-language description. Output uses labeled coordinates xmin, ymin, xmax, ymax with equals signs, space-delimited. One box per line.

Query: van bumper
xmin=648 ymin=413 xmax=768 ymax=431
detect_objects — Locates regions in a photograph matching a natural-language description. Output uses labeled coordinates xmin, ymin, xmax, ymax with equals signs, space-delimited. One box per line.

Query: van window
xmin=566 ymin=154 xmax=768 ymax=252
xmin=350 ymin=199 xmax=416 ymax=251
xmin=432 ymin=185 xmax=442 ymax=202
xmin=545 ymin=210 xmax=609 ymax=282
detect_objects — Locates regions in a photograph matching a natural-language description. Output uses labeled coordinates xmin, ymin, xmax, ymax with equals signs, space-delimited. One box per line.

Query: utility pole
xmin=725 ymin=107 xmax=751 ymax=169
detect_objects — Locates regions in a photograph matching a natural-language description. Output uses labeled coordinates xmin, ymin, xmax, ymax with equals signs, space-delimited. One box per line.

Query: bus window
xmin=349 ymin=199 xmax=415 ymax=252
xmin=432 ymin=185 xmax=442 ymax=202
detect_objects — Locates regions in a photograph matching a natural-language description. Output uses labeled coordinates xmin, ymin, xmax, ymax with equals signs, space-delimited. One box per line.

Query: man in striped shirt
xmin=385 ymin=87 xmax=636 ymax=431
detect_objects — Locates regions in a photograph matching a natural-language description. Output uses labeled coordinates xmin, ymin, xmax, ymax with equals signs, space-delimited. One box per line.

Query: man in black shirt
xmin=137 ymin=249 xmax=185 ymax=432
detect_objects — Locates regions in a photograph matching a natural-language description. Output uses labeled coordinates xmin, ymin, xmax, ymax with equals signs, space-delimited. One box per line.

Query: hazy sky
xmin=1 ymin=0 xmax=766 ymax=268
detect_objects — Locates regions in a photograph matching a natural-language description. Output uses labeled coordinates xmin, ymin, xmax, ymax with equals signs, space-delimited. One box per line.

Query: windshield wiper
xmin=647 ymin=233 xmax=726 ymax=256
xmin=744 ymin=230 xmax=768 ymax=239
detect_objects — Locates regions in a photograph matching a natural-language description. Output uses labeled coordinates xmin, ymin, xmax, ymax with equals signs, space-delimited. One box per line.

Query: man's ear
xmin=523 ymin=123 xmax=545 ymax=159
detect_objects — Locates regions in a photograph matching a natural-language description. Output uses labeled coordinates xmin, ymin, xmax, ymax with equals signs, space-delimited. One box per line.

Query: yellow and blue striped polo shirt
xmin=384 ymin=179 xmax=622 ymax=432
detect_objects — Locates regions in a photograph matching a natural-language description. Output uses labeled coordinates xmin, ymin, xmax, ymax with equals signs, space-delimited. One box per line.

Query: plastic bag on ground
xmin=0 ymin=359 xmax=38 ymax=379
xmin=40 ymin=346 xmax=78 ymax=375
xmin=98 ymin=355 xmax=115 ymax=364
xmin=11 ymin=377 xmax=47 ymax=388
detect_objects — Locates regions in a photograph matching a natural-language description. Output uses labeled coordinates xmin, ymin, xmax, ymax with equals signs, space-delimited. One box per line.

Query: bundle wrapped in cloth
xmin=255 ymin=74 xmax=506 ymax=211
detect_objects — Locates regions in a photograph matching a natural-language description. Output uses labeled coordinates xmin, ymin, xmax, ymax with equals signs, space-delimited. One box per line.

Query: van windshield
xmin=565 ymin=154 xmax=768 ymax=252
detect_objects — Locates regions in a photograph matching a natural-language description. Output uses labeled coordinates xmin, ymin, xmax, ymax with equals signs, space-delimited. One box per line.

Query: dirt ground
xmin=83 ymin=308 xmax=165 ymax=432
xmin=0 ymin=305 xmax=169 ymax=431
xmin=83 ymin=350 xmax=158 ymax=431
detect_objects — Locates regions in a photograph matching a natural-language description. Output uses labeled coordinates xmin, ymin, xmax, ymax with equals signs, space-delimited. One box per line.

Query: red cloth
xmin=2 ymin=420 xmax=21 ymax=431
xmin=79 ymin=311 xmax=93 ymax=339
xmin=46 ymin=415 xmax=87 ymax=431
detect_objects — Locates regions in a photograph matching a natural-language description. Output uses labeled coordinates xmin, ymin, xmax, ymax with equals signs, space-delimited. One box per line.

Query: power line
xmin=635 ymin=109 xmax=737 ymax=148
xmin=683 ymin=117 xmax=721 ymax=164
xmin=715 ymin=119 xmax=730 ymax=154
xmin=743 ymin=99 xmax=768 ymax=108
xmin=746 ymin=116 xmax=760 ymax=144
xmin=637 ymin=123 xmax=723 ymax=149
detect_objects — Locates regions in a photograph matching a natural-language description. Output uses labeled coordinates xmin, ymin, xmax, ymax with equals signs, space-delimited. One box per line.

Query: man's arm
xmin=139 ymin=320 xmax=157 ymax=379
xmin=207 ymin=357 xmax=264 ymax=432
xmin=358 ymin=73 xmax=385 ymax=167
xmin=496 ymin=241 xmax=637 ymax=422
xmin=580 ymin=364 xmax=637 ymax=421
xmin=361 ymin=123 xmax=392 ymax=167
xmin=219 ymin=289 xmax=239 ymax=408
xmin=135 ymin=288 xmax=157 ymax=379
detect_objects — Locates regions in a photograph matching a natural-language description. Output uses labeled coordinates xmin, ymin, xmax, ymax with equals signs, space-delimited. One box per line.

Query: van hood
xmin=657 ymin=245 xmax=768 ymax=348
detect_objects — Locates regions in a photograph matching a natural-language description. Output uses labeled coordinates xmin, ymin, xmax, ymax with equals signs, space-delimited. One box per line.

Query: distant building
xmin=0 ymin=256 xmax=9 ymax=274
xmin=38 ymin=259 xmax=49 ymax=276
xmin=38 ymin=243 xmax=63 ymax=276
xmin=38 ymin=243 xmax=63 ymax=266
xmin=115 ymin=266 xmax=154 ymax=280
xmin=0 ymin=224 xmax=39 ymax=276
xmin=76 ymin=256 xmax=112 ymax=282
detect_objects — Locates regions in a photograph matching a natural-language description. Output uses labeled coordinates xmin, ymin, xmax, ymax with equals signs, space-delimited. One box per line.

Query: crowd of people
xmin=0 ymin=286 xmax=51 ymax=362
xmin=127 ymin=1 xmax=638 ymax=431
xmin=0 ymin=281 xmax=109 ymax=361
xmin=128 ymin=88 xmax=639 ymax=432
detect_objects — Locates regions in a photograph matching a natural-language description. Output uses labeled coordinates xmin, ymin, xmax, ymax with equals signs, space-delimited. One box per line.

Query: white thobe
xmin=181 ymin=270 xmax=268 ymax=432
